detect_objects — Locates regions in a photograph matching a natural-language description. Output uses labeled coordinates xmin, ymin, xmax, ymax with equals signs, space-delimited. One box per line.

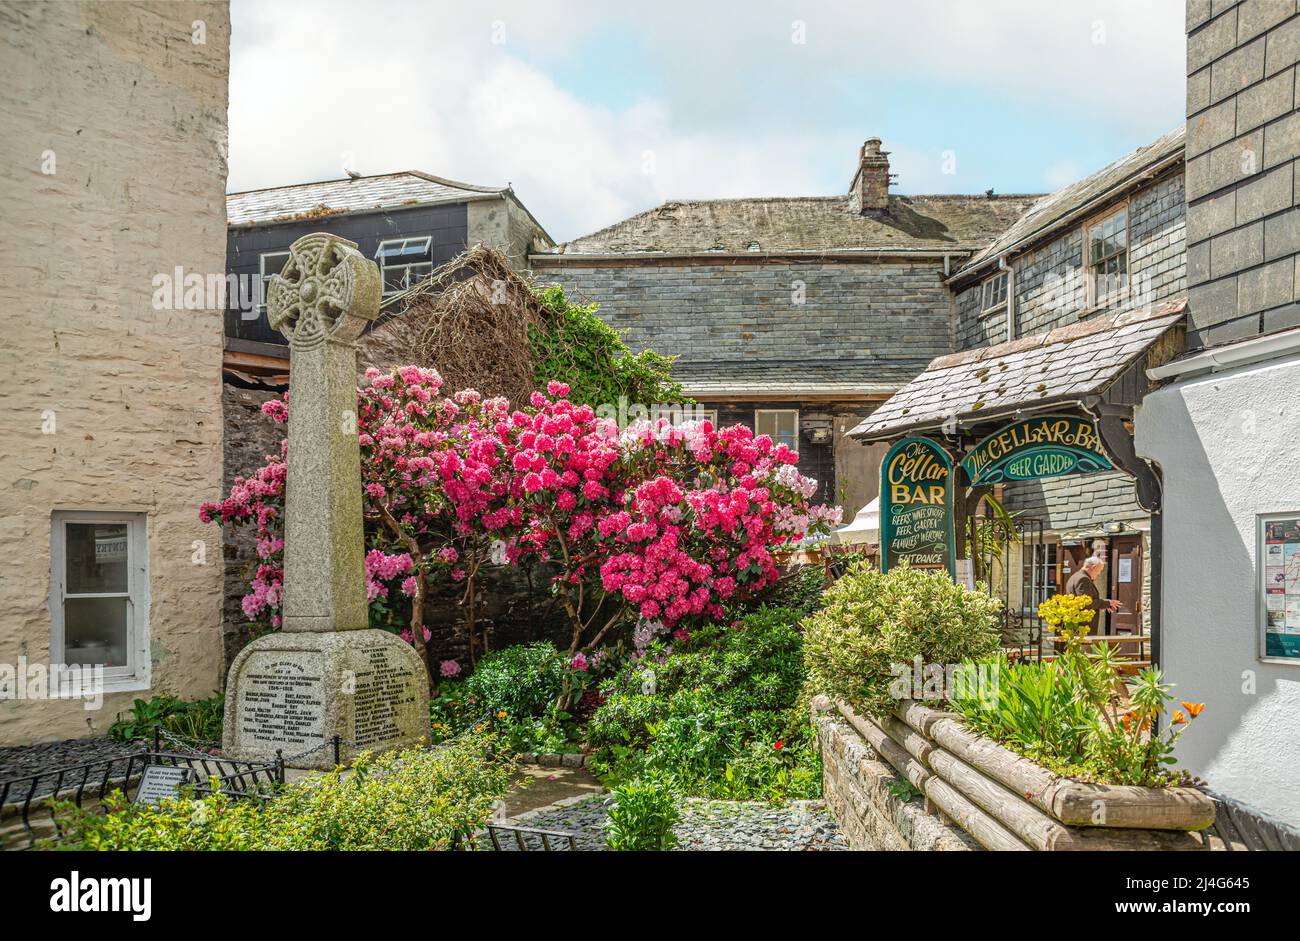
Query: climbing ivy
xmin=529 ymin=284 xmax=689 ymax=411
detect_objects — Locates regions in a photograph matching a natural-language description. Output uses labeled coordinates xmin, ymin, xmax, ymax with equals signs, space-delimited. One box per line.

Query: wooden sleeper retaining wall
xmin=813 ymin=697 xmax=1214 ymax=851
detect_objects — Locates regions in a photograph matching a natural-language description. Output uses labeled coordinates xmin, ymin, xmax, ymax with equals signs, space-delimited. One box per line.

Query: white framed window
xmin=980 ymin=270 xmax=1009 ymax=313
xmin=694 ymin=408 xmax=718 ymax=427
xmin=257 ymin=250 xmax=291 ymax=319
xmin=376 ymin=237 xmax=433 ymax=294
xmin=755 ymin=409 xmax=799 ymax=452
xmin=1084 ymin=205 xmax=1129 ymax=308
xmin=50 ymin=511 xmax=150 ymax=690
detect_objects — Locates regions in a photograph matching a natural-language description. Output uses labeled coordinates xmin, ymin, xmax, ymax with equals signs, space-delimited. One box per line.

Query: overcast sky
xmin=228 ymin=0 xmax=1185 ymax=243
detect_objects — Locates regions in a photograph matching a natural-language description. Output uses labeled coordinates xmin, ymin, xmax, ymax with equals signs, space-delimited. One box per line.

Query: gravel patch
xmin=0 ymin=736 xmax=143 ymax=800
xmin=487 ymin=794 xmax=848 ymax=851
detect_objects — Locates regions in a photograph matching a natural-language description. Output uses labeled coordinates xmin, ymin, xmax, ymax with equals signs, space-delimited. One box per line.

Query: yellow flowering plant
xmin=1037 ymin=593 xmax=1095 ymax=647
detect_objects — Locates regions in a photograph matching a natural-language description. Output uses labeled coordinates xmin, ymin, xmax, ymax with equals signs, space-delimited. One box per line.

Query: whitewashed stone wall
xmin=0 ymin=1 xmax=230 ymax=744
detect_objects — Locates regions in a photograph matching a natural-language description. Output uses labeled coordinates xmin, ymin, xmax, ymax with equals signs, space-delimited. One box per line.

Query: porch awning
xmin=847 ymin=299 xmax=1187 ymax=443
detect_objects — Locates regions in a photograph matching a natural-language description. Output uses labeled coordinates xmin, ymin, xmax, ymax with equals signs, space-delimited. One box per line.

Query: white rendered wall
xmin=1136 ymin=352 xmax=1300 ymax=829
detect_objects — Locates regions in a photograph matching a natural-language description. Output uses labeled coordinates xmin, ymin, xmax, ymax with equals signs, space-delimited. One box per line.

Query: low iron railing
xmin=0 ymin=728 xmax=283 ymax=850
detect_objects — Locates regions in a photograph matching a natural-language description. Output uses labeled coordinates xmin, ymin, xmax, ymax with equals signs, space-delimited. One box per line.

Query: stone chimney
xmin=852 ymin=138 xmax=894 ymax=211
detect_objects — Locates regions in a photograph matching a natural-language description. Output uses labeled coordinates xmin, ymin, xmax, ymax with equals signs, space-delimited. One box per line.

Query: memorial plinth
xmin=222 ymin=233 xmax=429 ymax=769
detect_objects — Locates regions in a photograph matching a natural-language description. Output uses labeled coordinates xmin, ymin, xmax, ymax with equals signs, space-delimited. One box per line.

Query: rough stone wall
xmin=814 ymin=712 xmax=978 ymax=851
xmin=468 ymin=196 xmax=552 ymax=275
xmin=0 ymin=1 xmax=230 ymax=744
xmin=220 ymin=384 xmax=284 ymax=666
xmin=535 ymin=259 xmax=952 ymax=372
xmin=1186 ymin=0 xmax=1300 ymax=349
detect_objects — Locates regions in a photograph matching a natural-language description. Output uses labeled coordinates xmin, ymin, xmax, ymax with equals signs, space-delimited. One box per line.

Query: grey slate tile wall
xmin=953 ymin=173 xmax=1186 ymax=350
xmin=950 ymin=171 xmax=1185 ymax=536
xmin=537 ymin=259 xmax=954 ymax=370
xmin=1186 ymin=0 xmax=1300 ymax=350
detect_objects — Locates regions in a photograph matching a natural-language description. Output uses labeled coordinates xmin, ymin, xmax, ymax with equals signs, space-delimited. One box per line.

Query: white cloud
xmin=228 ymin=0 xmax=1184 ymax=242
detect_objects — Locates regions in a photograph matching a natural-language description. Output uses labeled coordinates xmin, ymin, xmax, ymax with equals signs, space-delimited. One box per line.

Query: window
xmin=257 ymin=251 xmax=291 ymax=319
xmin=755 ymin=409 xmax=799 ymax=452
xmin=981 ymin=270 xmax=1008 ymax=313
xmin=1084 ymin=206 xmax=1128 ymax=308
xmin=376 ymin=237 xmax=433 ymax=294
xmin=695 ymin=408 xmax=718 ymax=427
xmin=1022 ymin=541 xmax=1059 ymax=615
xmin=50 ymin=512 xmax=150 ymax=689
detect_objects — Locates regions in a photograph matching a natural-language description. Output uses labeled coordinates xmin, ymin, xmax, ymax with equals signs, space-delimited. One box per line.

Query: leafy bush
xmin=464 ymin=642 xmax=569 ymax=719
xmin=587 ymin=607 xmax=821 ymax=802
xmin=52 ymin=730 xmax=514 ymax=850
xmin=530 ymin=283 xmax=686 ymax=411
xmin=108 ymin=694 xmax=225 ymax=744
xmin=950 ymin=641 xmax=1206 ymax=787
xmin=604 ymin=777 xmax=680 ymax=851
xmin=802 ymin=560 xmax=1003 ymax=718
xmin=733 ymin=563 xmax=827 ymax=621
xmin=589 ymin=607 xmax=805 ymax=751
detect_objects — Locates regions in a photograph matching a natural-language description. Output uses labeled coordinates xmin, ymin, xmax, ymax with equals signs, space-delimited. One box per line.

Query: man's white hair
xmin=1084 ymin=555 xmax=1106 ymax=568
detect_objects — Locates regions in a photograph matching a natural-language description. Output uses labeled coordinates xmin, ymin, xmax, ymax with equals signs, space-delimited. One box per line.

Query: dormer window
xmin=981 ymin=270 xmax=1009 ymax=313
xmin=376 ymin=237 xmax=433 ymax=294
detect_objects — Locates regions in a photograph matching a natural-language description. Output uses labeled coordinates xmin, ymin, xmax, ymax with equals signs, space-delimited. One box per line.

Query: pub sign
xmin=961 ymin=415 xmax=1112 ymax=487
xmin=880 ymin=436 xmax=956 ymax=577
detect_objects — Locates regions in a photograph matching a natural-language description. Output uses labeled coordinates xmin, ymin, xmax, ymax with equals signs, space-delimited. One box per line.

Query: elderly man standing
xmin=1064 ymin=554 xmax=1122 ymax=633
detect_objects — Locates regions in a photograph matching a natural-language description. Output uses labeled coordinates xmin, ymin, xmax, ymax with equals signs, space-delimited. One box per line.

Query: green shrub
xmin=733 ymin=564 xmax=827 ymax=620
xmin=465 ymin=642 xmax=569 ymax=719
xmin=530 ymin=284 xmax=687 ymax=411
xmin=108 ymin=694 xmax=225 ymax=744
xmin=802 ymin=560 xmax=1003 ymax=718
xmin=52 ymin=729 xmax=514 ymax=851
xmin=604 ymin=777 xmax=680 ymax=851
xmin=587 ymin=607 xmax=822 ymax=802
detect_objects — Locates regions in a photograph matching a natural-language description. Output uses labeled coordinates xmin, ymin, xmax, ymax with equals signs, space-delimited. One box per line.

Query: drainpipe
xmin=1150 ymin=507 xmax=1162 ymax=670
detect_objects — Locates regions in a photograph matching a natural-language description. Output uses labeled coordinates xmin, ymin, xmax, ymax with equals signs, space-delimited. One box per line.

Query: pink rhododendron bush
xmin=201 ymin=367 xmax=841 ymax=671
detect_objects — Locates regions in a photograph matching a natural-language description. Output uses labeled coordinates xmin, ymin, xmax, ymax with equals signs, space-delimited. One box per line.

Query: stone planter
xmin=814 ymin=697 xmax=1215 ymax=851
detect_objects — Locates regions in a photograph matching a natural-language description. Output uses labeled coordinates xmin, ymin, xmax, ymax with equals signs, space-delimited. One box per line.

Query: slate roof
xmin=541 ymin=194 xmax=1042 ymax=256
xmin=673 ymin=360 xmax=932 ymax=398
xmin=848 ymin=299 xmax=1188 ymax=442
xmin=227 ymin=171 xmax=506 ymax=228
xmin=954 ymin=127 xmax=1186 ymax=281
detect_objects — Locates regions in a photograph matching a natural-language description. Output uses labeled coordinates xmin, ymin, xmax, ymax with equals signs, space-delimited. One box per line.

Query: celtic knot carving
xmin=266 ymin=234 xmax=380 ymax=350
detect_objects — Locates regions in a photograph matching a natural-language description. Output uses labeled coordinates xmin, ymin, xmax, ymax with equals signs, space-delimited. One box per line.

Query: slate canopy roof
xmin=848 ymin=299 xmax=1188 ymax=443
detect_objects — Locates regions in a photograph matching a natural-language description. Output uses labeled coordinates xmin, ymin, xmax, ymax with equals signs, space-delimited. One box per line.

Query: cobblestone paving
xmin=489 ymin=794 xmax=849 ymax=851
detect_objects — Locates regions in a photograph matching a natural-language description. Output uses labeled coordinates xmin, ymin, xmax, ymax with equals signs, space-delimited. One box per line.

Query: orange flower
xmin=1181 ymin=701 xmax=1205 ymax=718
xmin=497 ymin=711 xmax=508 ymax=719
xmin=1172 ymin=710 xmax=1187 ymax=725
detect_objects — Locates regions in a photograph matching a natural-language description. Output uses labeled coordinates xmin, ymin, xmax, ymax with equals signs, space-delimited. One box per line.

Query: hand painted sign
xmin=960 ymin=415 xmax=1112 ymax=486
xmin=880 ymin=436 xmax=955 ymax=577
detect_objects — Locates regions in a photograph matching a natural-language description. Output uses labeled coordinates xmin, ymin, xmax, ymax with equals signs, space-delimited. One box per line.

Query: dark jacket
xmin=1064 ymin=568 xmax=1103 ymax=632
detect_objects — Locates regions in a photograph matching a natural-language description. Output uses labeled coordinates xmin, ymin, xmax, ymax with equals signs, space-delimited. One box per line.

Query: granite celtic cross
xmin=267 ymin=233 xmax=380 ymax=632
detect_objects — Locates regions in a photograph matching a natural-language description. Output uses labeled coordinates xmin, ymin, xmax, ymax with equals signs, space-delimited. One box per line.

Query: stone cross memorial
xmin=223 ymin=233 xmax=430 ymax=769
